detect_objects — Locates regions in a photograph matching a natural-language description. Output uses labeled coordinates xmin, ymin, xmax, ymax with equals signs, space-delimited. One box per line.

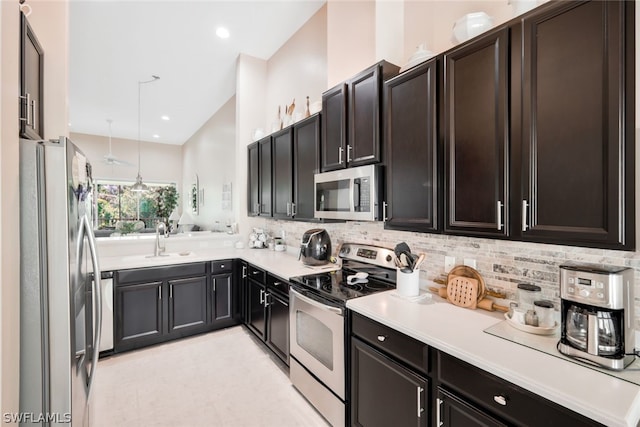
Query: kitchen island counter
xmin=347 ymin=291 xmax=640 ymax=427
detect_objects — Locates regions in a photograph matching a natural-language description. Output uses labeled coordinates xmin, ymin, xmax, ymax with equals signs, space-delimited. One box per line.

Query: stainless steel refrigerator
xmin=20 ymin=137 xmax=102 ymax=426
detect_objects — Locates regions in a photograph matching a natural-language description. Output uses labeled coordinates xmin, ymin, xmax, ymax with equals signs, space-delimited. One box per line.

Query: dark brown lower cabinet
xmin=245 ymin=266 xmax=290 ymax=365
xmin=115 ymin=280 xmax=164 ymax=351
xmin=247 ymin=278 xmax=267 ymax=340
xmin=265 ymin=291 xmax=289 ymax=364
xmin=115 ymin=262 xmax=239 ymax=354
xmin=436 ymin=387 xmax=506 ymax=427
xmin=167 ymin=276 xmax=208 ymax=335
xmin=351 ymin=338 xmax=429 ymax=427
xmin=211 ymin=273 xmax=234 ymax=327
xmin=436 ymin=350 xmax=604 ymax=427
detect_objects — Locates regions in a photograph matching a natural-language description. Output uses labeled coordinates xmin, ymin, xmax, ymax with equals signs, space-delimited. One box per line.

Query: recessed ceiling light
xmin=153 ymin=134 xmax=160 ymax=139
xmin=216 ymin=27 xmax=230 ymax=39
xmin=161 ymin=115 xmax=170 ymax=121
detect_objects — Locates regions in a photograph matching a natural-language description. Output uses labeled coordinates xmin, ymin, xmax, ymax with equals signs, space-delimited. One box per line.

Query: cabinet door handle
xmin=170 ymin=284 xmax=173 ymax=299
xmin=497 ymin=200 xmax=503 ymax=231
xmin=213 ymin=280 xmax=216 ymax=292
xmin=338 ymin=146 xmax=344 ymax=164
xmin=264 ymin=292 xmax=270 ymax=307
xmin=259 ymin=289 xmax=264 ymax=304
xmin=242 ymin=265 xmax=247 ymax=278
xmin=493 ymin=395 xmax=507 ymax=406
xmin=347 ymin=144 xmax=353 ymax=162
xmin=26 ymin=93 xmax=32 ymax=126
xmin=158 ymin=286 xmax=162 ymax=300
xmin=522 ymin=200 xmax=529 ymax=232
xmin=436 ymin=397 xmax=443 ymax=426
xmin=382 ymin=201 xmax=388 ymax=222
xmin=31 ymin=98 xmax=37 ymax=131
xmin=291 ymin=202 xmax=296 ymax=217
xmin=286 ymin=202 xmax=291 ymax=216
xmin=417 ymin=386 xmax=424 ymax=418
xmin=377 ymin=335 xmax=386 ymax=342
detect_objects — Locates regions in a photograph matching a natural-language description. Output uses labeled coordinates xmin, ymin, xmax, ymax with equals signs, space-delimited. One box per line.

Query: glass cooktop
xmin=484 ymin=320 xmax=640 ymax=386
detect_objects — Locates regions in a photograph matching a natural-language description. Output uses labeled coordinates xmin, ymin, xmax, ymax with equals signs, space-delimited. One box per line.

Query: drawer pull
xmin=220 ymin=264 xmax=225 ymax=269
xmin=377 ymin=335 xmax=387 ymax=342
xmin=493 ymin=395 xmax=507 ymax=406
xmin=253 ymin=270 xmax=260 ymax=275
xmin=273 ymin=281 xmax=282 ymax=286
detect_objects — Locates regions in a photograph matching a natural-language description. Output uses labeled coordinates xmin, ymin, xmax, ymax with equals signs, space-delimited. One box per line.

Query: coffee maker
xmin=558 ymin=263 xmax=635 ymax=370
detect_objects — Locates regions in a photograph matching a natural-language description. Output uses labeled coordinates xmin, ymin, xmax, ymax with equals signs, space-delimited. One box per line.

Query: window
xmin=95 ymin=181 xmax=177 ymax=230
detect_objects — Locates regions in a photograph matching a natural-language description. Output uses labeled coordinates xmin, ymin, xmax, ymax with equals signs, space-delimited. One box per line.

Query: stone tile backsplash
xmin=247 ymin=217 xmax=640 ymax=329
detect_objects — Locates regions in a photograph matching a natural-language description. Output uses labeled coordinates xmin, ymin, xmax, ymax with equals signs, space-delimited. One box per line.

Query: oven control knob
xmin=579 ymin=289 xmax=590 ymax=298
xmin=568 ymin=287 xmax=575 ymax=293
xmin=386 ymin=254 xmax=393 ymax=262
xmin=597 ymin=292 xmax=604 ymax=299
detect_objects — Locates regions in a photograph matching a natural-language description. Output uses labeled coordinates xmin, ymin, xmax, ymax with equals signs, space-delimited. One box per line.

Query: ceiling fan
xmin=102 ymin=119 xmax=135 ymax=167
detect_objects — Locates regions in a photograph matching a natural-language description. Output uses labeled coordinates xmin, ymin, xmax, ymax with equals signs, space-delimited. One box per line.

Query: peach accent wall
xmin=264 ymin=5 xmax=327 ymax=134
xmin=403 ymin=1 xmax=518 ymax=63
xmin=181 ymin=95 xmax=236 ymax=229
xmin=326 ymin=0 xmax=376 ymax=87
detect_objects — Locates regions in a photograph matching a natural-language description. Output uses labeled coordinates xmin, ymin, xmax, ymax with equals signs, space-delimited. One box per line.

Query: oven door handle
xmin=290 ymin=288 xmax=344 ymax=316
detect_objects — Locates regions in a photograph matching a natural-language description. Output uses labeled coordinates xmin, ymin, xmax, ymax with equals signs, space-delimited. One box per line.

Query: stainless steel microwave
xmin=314 ymin=165 xmax=382 ymax=221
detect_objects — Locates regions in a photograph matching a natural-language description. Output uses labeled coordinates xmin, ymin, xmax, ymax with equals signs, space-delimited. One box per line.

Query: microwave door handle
xmin=353 ymin=179 xmax=361 ymax=212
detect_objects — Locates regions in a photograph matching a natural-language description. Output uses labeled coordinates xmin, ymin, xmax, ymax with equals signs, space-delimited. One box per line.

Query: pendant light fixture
xmin=131 ymin=75 xmax=160 ymax=192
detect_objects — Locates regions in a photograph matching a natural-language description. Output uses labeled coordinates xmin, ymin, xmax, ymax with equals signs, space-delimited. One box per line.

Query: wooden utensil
xmin=477 ymin=298 xmax=509 ymax=313
xmin=428 ymin=286 xmax=448 ymax=298
xmin=446 ymin=275 xmax=479 ymax=309
xmin=447 ymin=265 xmax=486 ymax=302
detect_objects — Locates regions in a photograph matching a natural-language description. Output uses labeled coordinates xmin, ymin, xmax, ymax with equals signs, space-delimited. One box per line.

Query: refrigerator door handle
xmin=82 ymin=215 xmax=102 ymax=396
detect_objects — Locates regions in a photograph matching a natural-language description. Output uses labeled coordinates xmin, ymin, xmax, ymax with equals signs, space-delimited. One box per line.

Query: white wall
xmin=181 ymin=95 xmax=236 ymax=230
xmin=1 ymin=0 xmax=69 ymax=421
xmin=70 ymin=132 xmax=182 ymax=185
xmin=236 ymin=54 xmax=268 ymax=236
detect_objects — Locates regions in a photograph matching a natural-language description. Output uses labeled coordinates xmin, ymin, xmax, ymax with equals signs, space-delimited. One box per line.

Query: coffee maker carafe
xmin=558 ymin=263 xmax=634 ymax=370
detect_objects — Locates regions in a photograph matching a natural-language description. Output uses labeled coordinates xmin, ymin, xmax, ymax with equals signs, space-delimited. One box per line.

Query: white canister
xmin=396 ymin=268 xmax=420 ymax=297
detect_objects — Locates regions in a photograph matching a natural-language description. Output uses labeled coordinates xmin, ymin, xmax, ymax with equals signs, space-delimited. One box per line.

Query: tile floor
xmin=93 ymin=326 xmax=330 ymax=426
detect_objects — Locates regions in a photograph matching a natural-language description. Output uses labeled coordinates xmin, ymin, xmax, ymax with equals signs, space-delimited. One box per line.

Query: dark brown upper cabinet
xmin=271 ymin=128 xmax=294 ymax=219
xmin=293 ymin=114 xmax=321 ymax=220
xmin=321 ymin=84 xmax=347 ymax=171
xmin=321 ymin=61 xmax=400 ymax=172
xmin=247 ymin=137 xmax=272 ymax=217
xmin=384 ymin=58 xmax=440 ymax=233
xmin=247 ymin=142 xmax=260 ymax=216
xmin=514 ymin=0 xmax=635 ymax=250
xmin=444 ymin=28 xmax=510 ymax=238
xmin=20 ymin=12 xmax=44 ymax=140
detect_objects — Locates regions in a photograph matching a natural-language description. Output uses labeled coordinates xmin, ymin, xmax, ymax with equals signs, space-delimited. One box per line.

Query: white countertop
xmin=99 ymin=246 xmax=338 ymax=280
xmin=347 ymin=291 xmax=640 ymax=427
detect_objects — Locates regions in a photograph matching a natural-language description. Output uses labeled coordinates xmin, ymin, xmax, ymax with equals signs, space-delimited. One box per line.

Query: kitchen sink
xmin=121 ymin=251 xmax=196 ymax=262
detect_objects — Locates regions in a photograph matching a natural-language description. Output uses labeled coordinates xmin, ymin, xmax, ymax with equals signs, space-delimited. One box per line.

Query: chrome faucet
xmin=154 ymin=222 xmax=167 ymax=256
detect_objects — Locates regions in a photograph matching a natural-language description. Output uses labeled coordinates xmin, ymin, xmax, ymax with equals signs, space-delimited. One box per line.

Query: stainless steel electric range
xmin=288 ymin=243 xmax=397 ymax=427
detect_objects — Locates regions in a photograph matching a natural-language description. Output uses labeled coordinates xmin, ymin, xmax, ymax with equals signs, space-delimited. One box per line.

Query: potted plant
xmin=156 ymin=186 xmax=178 ymax=225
